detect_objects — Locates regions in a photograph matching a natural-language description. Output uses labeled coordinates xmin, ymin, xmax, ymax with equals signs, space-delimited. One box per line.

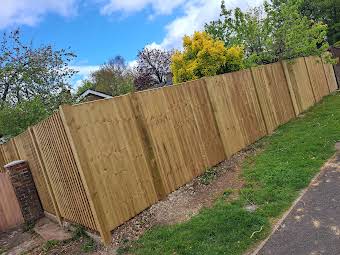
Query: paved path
xmin=257 ymin=149 xmax=340 ymax=255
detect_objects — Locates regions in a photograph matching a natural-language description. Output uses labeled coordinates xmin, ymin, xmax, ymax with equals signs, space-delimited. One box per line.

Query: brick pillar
xmin=5 ymin=160 xmax=44 ymax=224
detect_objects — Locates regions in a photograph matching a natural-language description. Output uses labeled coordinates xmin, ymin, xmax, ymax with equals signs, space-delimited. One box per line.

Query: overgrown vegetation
xmin=120 ymin=93 xmax=340 ymax=255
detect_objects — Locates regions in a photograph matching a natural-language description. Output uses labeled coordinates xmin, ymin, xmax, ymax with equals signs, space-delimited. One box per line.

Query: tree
xmin=0 ymin=29 xmax=77 ymax=105
xmin=0 ymin=97 xmax=49 ymax=137
xmin=299 ymin=0 xmax=339 ymax=45
xmin=171 ymin=31 xmax=244 ymax=83
xmin=205 ymin=0 xmax=330 ymax=65
xmin=90 ymin=56 xmax=134 ymax=96
xmin=75 ymin=79 xmax=94 ymax=97
xmin=134 ymin=47 xmax=173 ymax=91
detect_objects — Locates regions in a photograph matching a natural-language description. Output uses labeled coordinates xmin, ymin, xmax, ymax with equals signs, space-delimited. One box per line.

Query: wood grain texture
xmin=0 ymin=146 xmax=5 ymax=172
xmin=304 ymin=56 xmax=329 ymax=101
xmin=251 ymin=62 xmax=296 ymax=133
xmin=322 ymin=60 xmax=338 ymax=92
xmin=0 ymin=172 xmax=24 ymax=231
xmin=283 ymin=58 xmax=315 ymax=113
xmin=1 ymin=140 xmax=19 ymax=164
xmin=222 ymin=70 xmax=267 ymax=145
xmin=14 ymin=130 xmax=55 ymax=214
xmin=32 ymin=112 xmax=96 ymax=230
xmin=60 ymin=96 xmax=159 ymax=233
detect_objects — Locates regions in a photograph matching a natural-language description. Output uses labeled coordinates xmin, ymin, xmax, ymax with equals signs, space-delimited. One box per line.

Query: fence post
xmin=59 ymin=105 xmax=112 ymax=245
xmin=250 ymin=67 xmax=270 ymax=135
xmin=29 ymin=127 xmax=63 ymax=224
xmin=281 ymin=60 xmax=300 ymax=116
xmin=128 ymin=92 xmax=166 ymax=200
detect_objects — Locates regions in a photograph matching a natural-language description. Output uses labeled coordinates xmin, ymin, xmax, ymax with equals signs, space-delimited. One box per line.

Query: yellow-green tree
xmin=171 ymin=31 xmax=244 ymax=84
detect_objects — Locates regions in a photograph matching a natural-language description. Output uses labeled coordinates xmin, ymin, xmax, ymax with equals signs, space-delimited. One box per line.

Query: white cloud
xmin=100 ymin=0 xmax=186 ymax=16
xmin=70 ymin=65 xmax=100 ymax=91
xmin=100 ymin=0 xmax=264 ymax=50
xmin=0 ymin=0 xmax=79 ymax=29
xmin=159 ymin=0 xmax=264 ymax=49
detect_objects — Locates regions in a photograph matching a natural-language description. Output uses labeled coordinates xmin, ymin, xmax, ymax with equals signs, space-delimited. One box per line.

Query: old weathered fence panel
xmin=0 ymin=172 xmax=24 ymax=231
xmin=14 ymin=130 xmax=56 ymax=215
xmin=32 ymin=112 xmax=96 ymax=231
xmin=305 ymin=56 xmax=329 ymax=101
xmin=251 ymin=62 xmax=296 ymax=133
xmin=322 ymin=60 xmax=338 ymax=92
xmin=282 ymin=58 xmax=315 ymax=113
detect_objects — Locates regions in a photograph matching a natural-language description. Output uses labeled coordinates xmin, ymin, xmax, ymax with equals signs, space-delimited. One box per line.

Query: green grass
xmin=120 ymin=93 xmax=340 ymax=255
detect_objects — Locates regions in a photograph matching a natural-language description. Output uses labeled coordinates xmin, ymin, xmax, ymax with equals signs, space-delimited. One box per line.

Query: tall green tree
xmin=90 ymin=56 xmax=134 ymax=96
xmin=205 ymin=0 xmax=330 ymax=65
xmin=0 ymin=29 xmax=77 ymax=105
xmin=0 ymin=97 xmax=49 ymax=137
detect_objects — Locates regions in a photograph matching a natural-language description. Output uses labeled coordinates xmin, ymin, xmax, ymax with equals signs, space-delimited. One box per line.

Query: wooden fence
xmin=0 ymin=56 xmax=337 ymax=243
xmin=0 ymin=172 xmax=24 ymax=231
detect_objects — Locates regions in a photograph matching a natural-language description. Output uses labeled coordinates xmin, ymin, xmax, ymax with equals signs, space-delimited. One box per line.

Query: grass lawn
xmin=119 ymin=92 xmax=340 ymax=255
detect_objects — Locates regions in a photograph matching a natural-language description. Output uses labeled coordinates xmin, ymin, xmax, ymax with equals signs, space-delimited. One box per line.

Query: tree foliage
xmin=299 ymin=0 xmax=340 ymax=45
xmin=89 ymin=56 xmax=134 ymax=97
xmin=0 ymin=29 xmax=77 ymax=105
xmin=0 ymin=97 xmax=49 ymax=137
xmin=134 ymin=47 xmax=173 ymax=91
xmin=205 ymin=0 xmax=330 ymax=66
xmin=171 ymin=31 xmax=244 ymax=83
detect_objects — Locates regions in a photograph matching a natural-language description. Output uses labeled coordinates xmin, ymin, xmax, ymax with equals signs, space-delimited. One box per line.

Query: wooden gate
xmin=0 ymin=172 xmax=24 ymax=231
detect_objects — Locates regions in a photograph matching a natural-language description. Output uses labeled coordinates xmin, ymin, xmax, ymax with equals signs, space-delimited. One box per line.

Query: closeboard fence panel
xmin=134 ymin=88 xmax=192 ymax=194
xmin=14 ymin=130 xmax=55 ymax=214
xmin=322 ymin=59 xmax=338 ymax=92
xmin=2 ymin=139 xmax=19 ymax=164
xmin=305 ymin=56 xmax=330 ymax=101
xmin=183 ymin=79 xmax=225 ymax=168
xmin=32 ymin=112 xmax=96 ymax=230
xmin=282 ymin=58 xmax=315 ymax=113
xmin=0 ymin=172 xmax=24 ymax=231
xmin=222 ymin=70 xmax=267 ymax=145
xmin=251 ymin=62 xmax=296 ymax=133
xmin=205 ymin=75 xmax=246 ymax=158
xmin=60 ymin=96 xmax=159 ymax=233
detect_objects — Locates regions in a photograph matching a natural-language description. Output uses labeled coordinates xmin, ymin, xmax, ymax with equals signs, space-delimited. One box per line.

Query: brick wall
xmin=5 ymin=160 xmax=44 ymax=224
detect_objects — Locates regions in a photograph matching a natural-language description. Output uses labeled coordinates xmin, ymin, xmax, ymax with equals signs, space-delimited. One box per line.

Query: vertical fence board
xmin=222 ymin=70 xmax=267 ymax=145
xmin=14 ymin=130 xmax=55 ymax=214
xmin=184 ymin=79 xmax=225 ymax=167
xmin=0 ymin=172 xmax=24 ymax=231
xmin=60 ymin=96 xmax=159 ymax=234
xmin=135 ymin=89 xmax=189 ymax=194
xmin=205 ymin=75 xmax=246 ymax=157
xmin=322 ymin=60 xmax=338 ymax=92
xmin=305 ymin=56 xmax=329 ymax=101
xmin=2 ymin=140 xmax=19 ymax=164
xmin=251 ymin=62 xmax=296 ymax=133
xmin=33 ymin=112 xmax=96 ymax=231
xmin=283 ymin=58 xmax=315 ymax=113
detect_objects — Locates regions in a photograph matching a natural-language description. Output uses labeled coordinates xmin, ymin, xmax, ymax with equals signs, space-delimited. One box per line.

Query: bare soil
xmin=111 ymin=145 xmax=258 ymax=248
xmin=0 ymin=145 xmax=257 ymax=255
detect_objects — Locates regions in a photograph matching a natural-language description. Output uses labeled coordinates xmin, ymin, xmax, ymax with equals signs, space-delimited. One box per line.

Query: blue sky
xmin=0 ymin=0 xmax=263 ymax=88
